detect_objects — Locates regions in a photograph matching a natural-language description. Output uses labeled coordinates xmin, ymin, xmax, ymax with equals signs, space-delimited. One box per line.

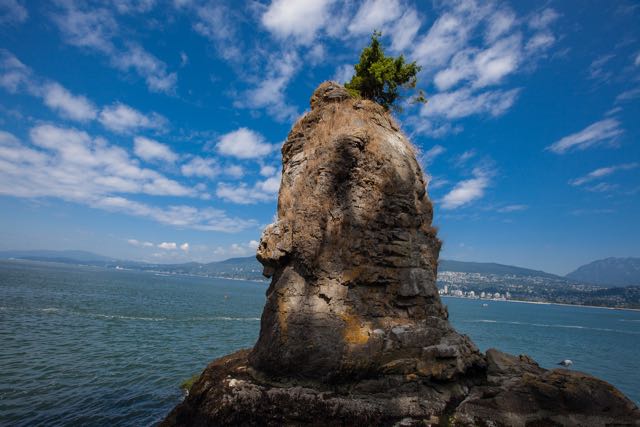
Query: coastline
xmin=441 ymin=294 xmax=640 ymax=312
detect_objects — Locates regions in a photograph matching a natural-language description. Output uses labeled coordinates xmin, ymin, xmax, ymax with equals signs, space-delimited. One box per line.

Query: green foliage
xmin=180 ymin=374 xmax=199 ymax=393
xmin=344 ymin=31 xmax=426 ymax=111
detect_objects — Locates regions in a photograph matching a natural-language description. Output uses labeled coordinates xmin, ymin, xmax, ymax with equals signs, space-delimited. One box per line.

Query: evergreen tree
xmin=344 ymin=31 xmax=426 ymax=111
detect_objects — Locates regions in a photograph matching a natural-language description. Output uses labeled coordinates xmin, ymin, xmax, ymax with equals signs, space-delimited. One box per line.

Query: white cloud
xmin=528 ymin=8 xmax=559 ymax=31
xmin=41 ymin=82 xmax=97 ymax=121
xmin=259 ymin=165 xmax=277 ymax=177
xmin=133 ymin=136 xmax=178 ymax=163
xmin=180 ymin=242 xmax=189 ymax=252
xmin=92 ymin=196 xmax=256 ymax=232
xmin=191 ymin=4 xmax=242 ymax=61
xmin=1 ymin=128 xmax=254 ymax=233
xmin=50 ymin=3 xmax=176 ymax=93
xmin=306 ymin=44 xmax=325 ymax=65
xmin=0 ymin=125 xmax=195 ymax=206
xmin=497 ymin=204 xmax=527 ymax=213
xmin=216 ymin=128 xmax=274 ymax=159
xmin=434 ymin=34 xmax=521 ymax=91
xmin=216 ymin=174 xmax=281 ymax=204
xmin=99 ymin=103 xmax=167 ymax=134
xmin=585 ymin=182 xmax=618 ymax=193
xmin=588 ymin=54 xmax=614 ymax=82
xmin=347 ymin=0 xmax=402 ymax=36
xmin=110 ymin=44 xmax=177 ymax=94
xmin=0 ymin=0 xmax=28 ymax=25
xmin=455 ymin=149 xmax=476 ymax=167
xmin=0 ymin=49 xmax=30 ymax=92
xmin=0 ymin=52 xmax=103 ymax=123
xmin=525 ymin=8 xmax=558 ymax=55
xmin=413 ymin=11 xmax=476 ymax=70
xmin=409 ymin=3 xmax=558 ymax=137
xmin=158 ymin=242 xmax=177 ymax=250
xmin=569 ymin=163 xmax=638 ymax=186
xmin=422 ymin=145 xmax=446 ymax=165
xmin=214 ymin=240 xmax=260 ymax=257
xmin=262 ymin=0 xmax=336 ymax=45
xmin=333 ymin=64 xmax=354 ymax=84
xmin=235 ymin=52 xmax=299 ymax=122
xmin=51 ymin=3 xmax=116 ymax=53
xmin=127 ymin=238 xmax=154 ymax=247
xmin=389 ymin=9 xmax=421 ymax=52
xmin=112 ymin=0 xmax=156 ymax=15
xmin=0 ymin=130 xmax=20 ymax=145
xmin=224 ymin=165 xmax=244 ymax=178
xmin=181 ymin=156 xmax=219 ymax=178
xmin=485 ymin=8 xmax=515 ymax=43
xmin=421 ymin=87 xmax=519 ymax=120
xmin=635 ymin=52 xmax=640 ymax=67
xmin=441 ymin=167 xmax=491 ymax=210
xmin=616 ymin=87 xmax=640 ymax=102
xmin=547 ymin=119 xmax=623 ymax=154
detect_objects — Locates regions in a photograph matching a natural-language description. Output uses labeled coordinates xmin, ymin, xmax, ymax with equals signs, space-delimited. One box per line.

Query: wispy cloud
xmin=233 ymin=52 xmax=300 ymax=122
xmin=411 ymin=3 xmax=558 ymax=136
xmin=440 ymin=165 xmax=493 ymax=210
xmin=569 ymin=163 xmax=638 ymax=186
xmin=50 ymin=1 xmax=176 ymax=94
xmin=547 ymin=118 xmax=623 ymax=154
xmin=0 ymin=0 xmax=28 ymax=25
xmin=93 ymin=196 xmax=256 ymax=232
xmin=497 ymin=204 xmax=528 ymax=213
xmin=347 ymin=0 xmax=402 ymax=37
xmin=0 ymin=126 xmax=257 ymax=232
xmin=422 ymin=144 xmax=446 ymax=165
xmin=261 ymin=0 xmax=336 ymax=45
xmin=216 ymin=174 xmax=281 ymax=205
xmin=421 ymin=87 xmax=520 ymax=120
xmin=1 ymin=50 xmax=168 ymax=132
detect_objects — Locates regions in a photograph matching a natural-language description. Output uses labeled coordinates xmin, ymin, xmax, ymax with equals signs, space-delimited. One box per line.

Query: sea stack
xmin=162 ymin=82 xmax=639 ymax=426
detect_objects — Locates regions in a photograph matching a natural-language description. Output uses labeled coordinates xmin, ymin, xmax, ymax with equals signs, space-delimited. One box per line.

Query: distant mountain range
xmin=2 ymin=250 xmax=636 ymax=284
xmin=2 ymin=250 xmax=638 ymax=309
xmin=566 ymin=257 xmax=640 ymax=287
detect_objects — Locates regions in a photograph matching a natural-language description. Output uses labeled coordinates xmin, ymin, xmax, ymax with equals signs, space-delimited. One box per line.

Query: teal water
xmin=0 ymin=260 xmax=638 ymax=426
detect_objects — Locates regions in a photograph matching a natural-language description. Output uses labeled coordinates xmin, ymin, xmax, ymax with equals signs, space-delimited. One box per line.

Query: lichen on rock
xmin=161 ymin=82 xmax=640 ymax=427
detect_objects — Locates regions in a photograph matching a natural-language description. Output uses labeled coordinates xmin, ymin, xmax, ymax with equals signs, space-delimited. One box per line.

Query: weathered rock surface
xmin=162 ymin=82 xmax=639 ymax=426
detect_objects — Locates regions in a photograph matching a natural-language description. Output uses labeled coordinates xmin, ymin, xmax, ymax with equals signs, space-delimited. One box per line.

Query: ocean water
xmin=0 ymin=261 xmax=638 ymax=426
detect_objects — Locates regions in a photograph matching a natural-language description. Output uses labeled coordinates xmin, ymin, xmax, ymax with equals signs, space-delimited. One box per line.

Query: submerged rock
xmin=162 ymin=82 xmax=639 ymax=426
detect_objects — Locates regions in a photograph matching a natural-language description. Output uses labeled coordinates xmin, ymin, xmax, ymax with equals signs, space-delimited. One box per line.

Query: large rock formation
xmin=162 ymin=82 xmax=639 ymax=426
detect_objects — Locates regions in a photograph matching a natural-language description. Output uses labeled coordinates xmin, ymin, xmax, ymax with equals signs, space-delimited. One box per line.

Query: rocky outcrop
xmin=162 ymin=82 xmax=639 ymax=426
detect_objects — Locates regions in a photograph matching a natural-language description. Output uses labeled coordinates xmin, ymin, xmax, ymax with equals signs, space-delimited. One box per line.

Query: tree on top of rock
xmin=344 ymin=31 xmax=426 ymax=111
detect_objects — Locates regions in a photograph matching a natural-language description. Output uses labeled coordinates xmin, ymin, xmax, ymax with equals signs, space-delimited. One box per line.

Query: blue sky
xmin=0 ymin=0 xmax=638 ymax=274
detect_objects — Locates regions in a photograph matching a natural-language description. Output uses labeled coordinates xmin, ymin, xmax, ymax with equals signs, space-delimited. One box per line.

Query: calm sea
xmin=0 ymin=260 xmax=638 ymax=426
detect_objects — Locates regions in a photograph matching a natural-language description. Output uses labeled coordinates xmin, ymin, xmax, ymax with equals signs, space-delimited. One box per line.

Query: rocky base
xmin=161 ymin=349 xmax=639 ymax=427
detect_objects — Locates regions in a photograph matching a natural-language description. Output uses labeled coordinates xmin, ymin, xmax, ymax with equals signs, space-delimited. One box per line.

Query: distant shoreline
xmin=1 ymin=259 xmax=636 ymax=311
xmin=441 ymin=295 xmax=640 ymax=313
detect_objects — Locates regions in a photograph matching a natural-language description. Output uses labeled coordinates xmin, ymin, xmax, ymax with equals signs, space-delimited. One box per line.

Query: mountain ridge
xmin=0 ymin=250 xmax=566 ymax=278
xmin=566 ymin=257 xmax=640 ymax=287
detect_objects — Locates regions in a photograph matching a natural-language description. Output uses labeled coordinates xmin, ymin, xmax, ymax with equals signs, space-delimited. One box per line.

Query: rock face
xmin=162 ymin=82 xmax=639 ymax=426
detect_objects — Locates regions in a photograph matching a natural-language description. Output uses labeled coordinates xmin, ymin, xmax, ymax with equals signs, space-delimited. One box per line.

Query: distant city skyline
xmin=0 ymin=0 xmax=639 ymax=275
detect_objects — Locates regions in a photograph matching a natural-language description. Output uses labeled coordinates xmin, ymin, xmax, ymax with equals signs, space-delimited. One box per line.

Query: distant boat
xmin=558 ymin=359 xmax=573 ymax=367
xmin=482 ymin=303 xmax=488 ymax=307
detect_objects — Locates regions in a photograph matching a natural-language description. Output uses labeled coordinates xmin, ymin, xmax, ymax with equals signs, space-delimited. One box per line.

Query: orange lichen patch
xmin=341 ymin=312 xmax=370 ymax=345
xmin=341 ymin=266 xmax=363 ymax=284
xmin=277 ymin=298 xmax=289 ymax=342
